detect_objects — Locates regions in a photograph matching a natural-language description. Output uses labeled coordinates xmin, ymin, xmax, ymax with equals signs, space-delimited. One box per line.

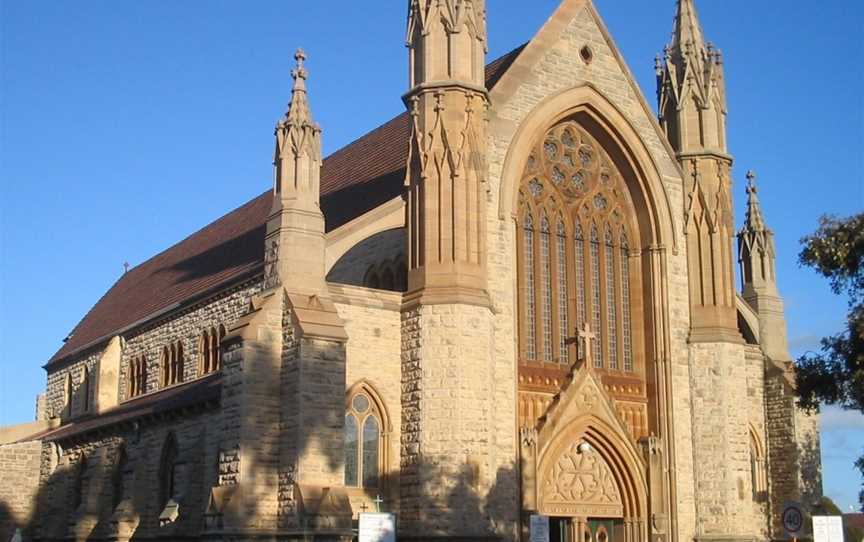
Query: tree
xmin=795 ymin=213 xmax=864 ymax=511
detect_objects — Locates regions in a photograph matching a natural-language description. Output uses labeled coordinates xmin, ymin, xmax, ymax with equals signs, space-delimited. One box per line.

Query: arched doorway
xmin=535 ymin=414 xmax=647 ymax=542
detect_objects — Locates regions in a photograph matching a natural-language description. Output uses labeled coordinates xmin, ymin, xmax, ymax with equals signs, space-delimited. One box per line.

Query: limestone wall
xmin=0 ymin=440 xmax=43 ymax=541
xmin=45 ymin=349 xmax=102 ymax=420
xmin=484 ymin=2 xmax=692 ymax=539
xmin=744 ymin=344 xmax=770 ymax=535
xmin=119 ymin=280 xmax=262 ymax=399
xmin=44 ymin=279 xmax=261 ymax=423
xmin=332 ymin=285 xmax=403 ymax=512
xmin=765 ymin=367 xmax=823 ymax=537
xmin=33 ymin=408 xmax=221 ymax=541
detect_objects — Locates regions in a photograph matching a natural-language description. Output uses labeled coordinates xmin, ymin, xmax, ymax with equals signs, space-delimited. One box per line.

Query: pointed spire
xmin=670 ymin=0 xmax=706 ymax=58
xmin=281 ymin=48 xmax=316 ymax=129
xmin=743 ymin=170 xmax=768 ymax=233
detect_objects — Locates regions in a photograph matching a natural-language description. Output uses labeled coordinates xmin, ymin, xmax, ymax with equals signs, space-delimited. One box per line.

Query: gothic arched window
xmin=517 ymin=121 xmax=640 ymax=372
xmin=128 ymin=356 xmax=147 ymax=399
xmin=72 ymin=454 xmax=88 ymax=512
xmin=112 ymin=444 xmax=128 ymax=508
xmin=159 ymin=434 xmax=178 ymax=507
xmin=161 ymin=341 xmax=184 ymax=388
xmin=199 ymin=325 xmax=226 ymax=375
xmin=344 ymin=386 xmax=387 ymax=489
xmin=81 ymin=368 xmax=91 ymax=413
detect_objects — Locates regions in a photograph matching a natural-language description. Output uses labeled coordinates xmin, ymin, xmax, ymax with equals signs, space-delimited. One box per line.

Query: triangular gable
xmin=536 ymin=364 xmax=637 ymax=459
xmin=490 ymin=0 xmax=682 ymax=184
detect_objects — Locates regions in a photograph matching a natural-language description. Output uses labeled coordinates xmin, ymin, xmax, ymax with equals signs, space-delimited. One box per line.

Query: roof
xmin=47 ymin=44 xmax=526 ymax=367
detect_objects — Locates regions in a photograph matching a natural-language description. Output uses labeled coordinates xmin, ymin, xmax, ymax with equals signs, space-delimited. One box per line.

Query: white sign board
xmin=813 ymin=516 xmax=845 ymax=542
xmin=782 ymin=502 xmax=805 ymax=537
xmin=530 ymin=514 xmax=550 ymax=542
xmin=359 ymin=513 xmax=396 ymax=542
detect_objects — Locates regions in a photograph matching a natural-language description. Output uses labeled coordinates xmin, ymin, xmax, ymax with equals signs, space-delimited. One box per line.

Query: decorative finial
xmin=292 ymin=48 xmax=308 ymax=91
xmin=123 ymin=261 xmax=130 ymax=274
xmin=746 ymin=170 xmax=757 ymax=193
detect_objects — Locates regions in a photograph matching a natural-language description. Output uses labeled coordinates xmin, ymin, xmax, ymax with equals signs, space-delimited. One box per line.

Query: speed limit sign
xmin=782 ymin=502 xmax=804 ymax=537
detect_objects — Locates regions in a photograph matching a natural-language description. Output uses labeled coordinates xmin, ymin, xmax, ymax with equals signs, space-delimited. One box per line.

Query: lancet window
xmin=517 ymin=121 xmax=639 ymax=372
xmin=160 ymin=341 xmax=184 ymax=388
xmin=344 ymin=386 xmax=386 ymax=489
xmin=199 ymin=325 xmax=226 ymax=376
xmin=128 ymin=356 xmax=147 ymax=398
xmin=159 ymin=433 xmax=178 ymax=508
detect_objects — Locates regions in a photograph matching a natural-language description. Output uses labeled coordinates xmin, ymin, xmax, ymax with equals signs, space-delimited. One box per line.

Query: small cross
xmin=746 ymin=170 xmax=757 ymax=192
xmin=292 ymin=48 xmax=308 ymax=82
xmin=359 ymin=501 xmax=369 ymax=513
xmin=373 ymin=494 xmax=385 ymax=513
xmin=123 ymin=261 xmax=130 ymax=274
xmin=565 ymin=322 xmax=597 ymax=368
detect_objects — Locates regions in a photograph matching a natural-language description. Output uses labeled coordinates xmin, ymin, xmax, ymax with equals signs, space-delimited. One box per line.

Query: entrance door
xmin=585 ymin=519 xmax=623 ymax=542
xmin=550 ymin=518 xmax=572 ymax=542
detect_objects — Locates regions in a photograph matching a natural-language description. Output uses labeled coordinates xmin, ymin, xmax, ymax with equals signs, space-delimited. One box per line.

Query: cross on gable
xmin=565 ymin=322 xmax=597 ymax=368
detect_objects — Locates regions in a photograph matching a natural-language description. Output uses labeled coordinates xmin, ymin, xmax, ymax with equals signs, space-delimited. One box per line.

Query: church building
xmin=0 ymin=1 xmax=822 ymax=541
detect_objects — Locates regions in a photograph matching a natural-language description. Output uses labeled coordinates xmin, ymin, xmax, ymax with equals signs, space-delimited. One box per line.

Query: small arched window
xmin=161 ymin=341 xmax=184 ymax=387
xmin=128 ymin=355 xmax=147 ymax=398
xmin=749 ymin=427 xmax=767 ymax=502
xmin=159 ymin=434 xmax=178 ymax=507
xmin=199 ymin=325 xmax=227 ymax=375
xmin=364 ymin=266 xmax=381 ymax=289
xmin=72 ymin=454 xmax=88 ymax=511
xmin=81 ymin=368 xmax=91 ymax=413
xmin=112 ymin=445 xmax=128 ymax=508
xmin=344 ymin=386 xmax=386 ymax=489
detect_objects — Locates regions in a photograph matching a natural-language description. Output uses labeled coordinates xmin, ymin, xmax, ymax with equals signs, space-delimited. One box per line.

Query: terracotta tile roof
xmin=33 ymin=374 xmax=222 ymax=443
xmin=47 ymin=44 xmax=526 ymax=367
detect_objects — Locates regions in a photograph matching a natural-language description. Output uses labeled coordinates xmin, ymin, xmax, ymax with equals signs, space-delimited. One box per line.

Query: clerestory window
xmin=128 ymin=355 xmax=147 ymax=398
xmin=160 ymin=341 xmax=184 ymax=388
xmin=199 ymin=325 xmax=226 ymax=376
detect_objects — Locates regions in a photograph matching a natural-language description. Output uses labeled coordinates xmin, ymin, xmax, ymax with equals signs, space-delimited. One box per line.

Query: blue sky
xmin=1 ymin=0 xmax=862 ymax=511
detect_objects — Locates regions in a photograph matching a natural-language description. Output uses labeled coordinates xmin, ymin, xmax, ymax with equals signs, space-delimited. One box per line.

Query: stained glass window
xmin=345 ymin=391 xmax=383 ymax=489
xmin=362 ymin=416 xmax=380 ymax=488
xmin=605 ymin=226 xmax=618 ymax=370
xmin=590 ymin=226 xmax=603 ymax=368
xmin=524 ymin=214 xmax=536 ymax=360
xmin=540 ymin=215 xmax=553 ymax=361
xmin=557 ymin=221 xmax=569 ymax=363
xmin=621 ymin=233 xmax=633 ymax=372
xmin=344 ymin=414 xmax=359 ymax=486
xmin=518 ymin=120 xmax=638 ymax=377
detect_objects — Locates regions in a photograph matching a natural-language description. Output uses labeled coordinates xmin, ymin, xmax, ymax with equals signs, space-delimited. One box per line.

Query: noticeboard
xmin=359 ymin=513 xmax=396 ymax=542
xmin=530 ymin=514 xmax=550 ymax=542
xmin=813 ymin=516 xmax=845 ymax=542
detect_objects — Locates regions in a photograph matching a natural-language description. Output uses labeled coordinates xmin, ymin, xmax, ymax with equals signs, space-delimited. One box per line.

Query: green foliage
xmin=795 ymin=213 xmax=864 ymax=511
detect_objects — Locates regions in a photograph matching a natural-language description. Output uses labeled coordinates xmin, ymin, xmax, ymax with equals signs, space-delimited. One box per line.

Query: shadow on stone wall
xmin=0 ymin=500 xmax=17 ymax=542
xmin=0 ymin=437 xmax=521 ymax=541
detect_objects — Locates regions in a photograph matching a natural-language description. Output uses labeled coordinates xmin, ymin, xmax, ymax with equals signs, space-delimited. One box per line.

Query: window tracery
xmin=517 ymin=121 xmax=638 ymax=373
xmin=344 ymin=385 xmax=386 ymax=489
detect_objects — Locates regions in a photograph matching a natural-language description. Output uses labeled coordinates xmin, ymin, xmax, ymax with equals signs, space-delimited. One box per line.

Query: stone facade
xmin=0 ymin=441 xmax=42 ymax=540
xmin=0 ymin=1 xmax=821 ymax=541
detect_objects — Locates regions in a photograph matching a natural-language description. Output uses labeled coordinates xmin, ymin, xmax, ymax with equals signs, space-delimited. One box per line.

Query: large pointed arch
xmin=498 ymin=83 xmax=677 ymax=254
